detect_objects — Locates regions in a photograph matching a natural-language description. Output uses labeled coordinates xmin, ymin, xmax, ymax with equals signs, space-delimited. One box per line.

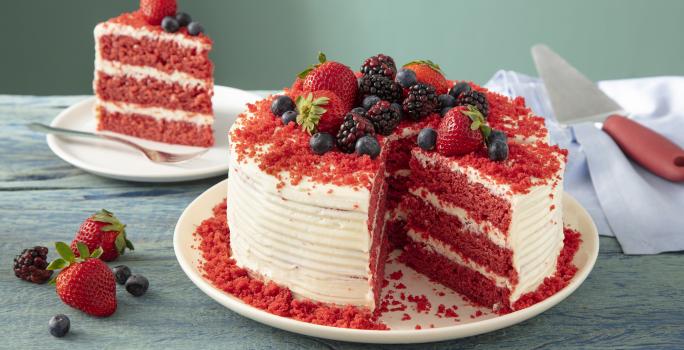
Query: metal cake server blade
xmin=531 ymin=44 xmax=684 ymax=182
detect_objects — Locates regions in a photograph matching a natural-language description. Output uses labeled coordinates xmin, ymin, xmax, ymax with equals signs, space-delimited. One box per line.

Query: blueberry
xmin=362 ymin=95 xmax=381 ymax=110
xmin=488 ymin=139 xmax=509 ymax=161
xmin=351 ymin=107 xmax=366 ymax=115
xmin=390 ymin=102 xmax=403 ymax=119
xmin=48 ymin=314 xmax=70 ymax=338
xmin=270 ymin=95 xmax=295 ymax=116
xmin=281 ymin=110 xmax=298 ymax=125
xmin=487 ymin=129 xmax=507 ymax=144
xmin=449 ymin=81 xmax=471 ymax=98
xmin=440 ymin=107 xmax=453 ymax=117
xmin=112 ymin=265 xmax=131 ymax=285
xmin=309 ymin=132 xmax=335 ymax=155
xmin=161 ymin=16 xmax=180 ymax=33
xmin=438 ymin=94 xmax=456 ymax=109
xmin=355 ymin=135 xmax=381 ymax=159
xmin=176 ymin=12 xmax=192 ymax=27
xmin=125 ymin=274 xmax=149 ymax=297
xmin=187 ymin=21 xmax=204 ymax=36
xmin=417 ymin=128 xmax=437 ymax=151
xmin=396 ymin=68 xmax=417 ymax=88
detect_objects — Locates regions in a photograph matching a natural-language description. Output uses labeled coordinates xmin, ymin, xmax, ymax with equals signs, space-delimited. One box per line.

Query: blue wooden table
xmin=2 ymin=95 xmax=682 ymax=349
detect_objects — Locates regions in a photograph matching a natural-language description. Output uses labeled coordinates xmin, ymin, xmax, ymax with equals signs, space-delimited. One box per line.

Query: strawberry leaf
xmin=46 ymin=258 xmax=68 ymax=271
xmin=90 ymin=247 xmax=103 ymax=259
xmin=48 ymin=277 xmax=57 ymax=285
xmin=76 ymin=242 xmax=89 ymax=259
xmin=296 ymin=93 xmax=329 ymax=135
xmin=55 ymin=242 xmax=75 ymax=263
xmin=125 ymin=239 xmax=135 ymax=251
xmin=115 ymin=232 xmax=126 ymax=254
xmin=318 ymin=51 xmax=327 ymax=64
xmin=297 ymin=52 xmax=328 ymax=79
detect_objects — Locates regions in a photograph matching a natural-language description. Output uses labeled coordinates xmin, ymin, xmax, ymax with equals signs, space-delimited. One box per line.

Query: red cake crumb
xmin=108 ymin=11 xmax=212 ymax=44
xmin=394 ymin=283 xmax=406 ymax=289
xmin=437 ymin=291 xmax=446 ymax=297
xmin=415 ymin=325 xmax=422 ymax=330
xmin=407 ymin=294 xmax=432 ymax=314
xmin=401 ymin=313 xmax=412 ymax=321
xmin=400 ymin=292 xmax=406 ymax=300
xmin=194 ymin=200 xmax=387 ymax=330
xmin=389 ymin=270 xmax=403 ymax=280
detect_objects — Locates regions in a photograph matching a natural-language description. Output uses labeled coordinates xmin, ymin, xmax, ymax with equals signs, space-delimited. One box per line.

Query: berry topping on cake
xmin=366 ymin=100 xmax=401 ymax=136
xmin=271 ymin=95 xmax=296 ymax=116
xmin=295 ymin=91 xmax=345 ymax=134
xmin=175 ymin=12 xmax=191 ymax=27
xmin=112 ymin=265 xmax=132 ymax=285
xmin=359 ymin=74 xmax=403 ymax=103
xmin=161 ymin=16 xmax=180 ymax=33
xmin=336 ymin=112 xmax=376 ymax=153
xmin=436 ymin=106 xmax=490 ymax=156
xmin=299 ymin=52 xmax=358 ymax=110
xmin=403 ymin=83 xmax=439 ymax=120
xmin=47 ymin=242 xmax=117 ymax=317
xmin=71 ymin=209 xmax=133 ymax=262
xmin=403 ymin=60 xmax=449 ymax=95
xmin=390 ymin=102 xmax=403 ymax=119
xmin=187 ymin=21 xmax=204 ymax=36
xmin=281 ymin=110 xmax=298 ymax=125
xmin=362 ymin=95 xmax=381 ymax=110
xmin=486 ymin=129 xmax=509 ymax=161
xmin=125 ymin=274 xmax=149 ymax=297
xmin=360 ymin=54 xmax=397 ymax=79
xmin=438 ymin=94 xmax=457 ymax=109
xmin=13 ymin=246 xmax=53 ymax=284
xmin=395 ymin=68 xmax=418 ymax=88
xmin=355 ymin=135 xmax=381 ymax=159
xmin=449 ymin=81 xmax=472 ymax=98
xmin=440 ymin=107 xmax=453 ymax=117
xmin=290 ymin=77 xmax=305 ymax=96
xmin=417 ymin=127 xmax=437 ymax=151
xmin=456 ymin=90 xmax=490 ymax=118
xmin=48 ymin=314 xmax=70 ymax=338
xmin=351 ymin=107 xmax=366 ymax=115
xmin=139 ymin=0 xmax=177 ymax=25
xmin=309 ymin=132 xmax=335 ymax=155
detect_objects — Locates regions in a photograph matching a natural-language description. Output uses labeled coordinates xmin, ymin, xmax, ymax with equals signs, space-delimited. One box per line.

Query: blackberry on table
xmin=13 ymin=246 xmax=53 ymax=284
xmin=336 ymin=112 xmax=376 ymax=153
xmin=402 ymin=83 xmax=439 ymax=120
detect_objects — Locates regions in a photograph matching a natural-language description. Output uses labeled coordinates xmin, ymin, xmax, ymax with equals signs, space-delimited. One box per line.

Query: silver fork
xmin=28 ymin=123 xmax=209 ymax=164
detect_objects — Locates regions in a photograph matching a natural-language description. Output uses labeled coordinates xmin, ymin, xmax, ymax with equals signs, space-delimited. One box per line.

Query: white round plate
xmin=174 ymin=179 xmax=598 ymax=344
xmin=46 ymin=86 xmax=260 ymax=182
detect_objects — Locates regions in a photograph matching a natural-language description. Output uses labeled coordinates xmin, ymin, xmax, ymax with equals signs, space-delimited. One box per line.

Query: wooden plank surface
xmin=1 ymin=96 xmax=682 ymax=349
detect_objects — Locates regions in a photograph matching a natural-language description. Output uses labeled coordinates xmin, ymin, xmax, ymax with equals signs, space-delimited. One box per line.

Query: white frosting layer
xmin=96 ymin=59 xmax=211 ymax=90
xmin=94 ymin=22 xmax=210 ymax=52
xmin=96 ymin=99 xmax=213 ymax=125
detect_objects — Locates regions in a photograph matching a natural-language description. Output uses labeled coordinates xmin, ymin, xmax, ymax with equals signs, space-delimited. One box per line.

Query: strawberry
xmin=295 ymin=91 xmax=346 ymax=134
xmin=437 ymin=106 xmax=490 ymax=156
xmin=299 ymin=52 xmax=358 ymax=111
xmin=47 ymin=242 xmax=117 ymax=317
xmin=71 ymin=209 xmax=133 ymax=262
xmin=140 ymin=0 xmax=177 ymax=25
xmin=403 ymin=60 xmax=450 ymax=95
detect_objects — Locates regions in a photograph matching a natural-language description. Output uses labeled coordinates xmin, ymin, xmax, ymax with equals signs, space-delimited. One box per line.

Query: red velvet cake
xmin=225 ymin=53 xmax=573 ymax=320
xmin=94 ymin=4 xmax=214 ymax=147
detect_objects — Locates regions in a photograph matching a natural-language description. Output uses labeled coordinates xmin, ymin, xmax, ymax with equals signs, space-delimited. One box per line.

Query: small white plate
xmin=174 ymin=179 xmax=598 ymax=344
xmin=46 ymin=86 xmax=260 ymax=182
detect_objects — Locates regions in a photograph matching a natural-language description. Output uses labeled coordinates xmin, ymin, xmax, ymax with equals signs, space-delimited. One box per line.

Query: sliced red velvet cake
xmin=94 ymin=2 xmax=214 ymax=147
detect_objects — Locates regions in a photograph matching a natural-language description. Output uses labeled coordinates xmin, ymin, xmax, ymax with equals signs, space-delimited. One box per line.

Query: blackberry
xmin=366 ymin=100 xmax=401 ymax=136
xmin=456 ymin=90 xmax=489 ymax=117
xmin=360 ymin=54 xmax=397 ymax=79
xmin=13 ymin=246 xmax=53 ymax=284
xmin=336 ymin=112 xmax=375 ymax=153
xmin=359 ymin=74 xmax=402 ymax=103
xmin=402 ymin=83 xmax=439 ymax=120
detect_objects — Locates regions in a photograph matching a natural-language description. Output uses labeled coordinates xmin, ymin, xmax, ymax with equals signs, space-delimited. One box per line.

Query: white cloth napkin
xmin=485 ymin=71 xmax=684 ymax=254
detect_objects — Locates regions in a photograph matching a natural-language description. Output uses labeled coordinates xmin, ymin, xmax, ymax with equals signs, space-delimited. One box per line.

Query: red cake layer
xmin=96 ymin=72 xmax=212 ymax=114
xmin=386 ymin=174 xmax=410 ymax=212
xmin=400 ymin=240 xmax=511 ymax=309
xmin=367 ymin=160 xmax=390 ymax=308
xmin=409 ymin=155 xmax=512 ymax=233
xmin=96 ymin=106 xmax=213 ymax=147
xmin=98 ymin=34 xmax=213 ymax=80
xmin=386 ymin=218 xmax=407 ymax=249
xmin=402 ymin=194 xmax=516 ymax=280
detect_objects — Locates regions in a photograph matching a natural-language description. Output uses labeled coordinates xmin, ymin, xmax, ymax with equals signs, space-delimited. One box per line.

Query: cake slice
xmin=93 ymin=8 xmax=214 ymax=147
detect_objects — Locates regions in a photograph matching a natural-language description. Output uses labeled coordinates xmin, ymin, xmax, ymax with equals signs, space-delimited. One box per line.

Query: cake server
xmin=28 ymin=123 xmax=208 ymax=164
xmin=531 ymin=44 xmax=684 ymax=182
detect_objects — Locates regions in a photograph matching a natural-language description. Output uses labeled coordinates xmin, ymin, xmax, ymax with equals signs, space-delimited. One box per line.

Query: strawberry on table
xmin=437 ymin=106 xmax=490 ymax=156
xmin=71 ymin=209 xmax=133 ymax=262
xmin=47 ymin=242 xmax=117 ymax=317
xmin=403 ymin=60 xmax=450 ymax=95
xmin=299 ymin=52 xmax=358 ymax=111
xmin=295 ymin=91 xmax=346 ymax=134
xmin=140 ymin=0 xmax=177 ymax=25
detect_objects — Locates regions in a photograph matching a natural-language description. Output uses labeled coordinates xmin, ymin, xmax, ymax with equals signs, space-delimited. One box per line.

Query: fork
xmin=28 ymin=123 xmax=209 ymax=164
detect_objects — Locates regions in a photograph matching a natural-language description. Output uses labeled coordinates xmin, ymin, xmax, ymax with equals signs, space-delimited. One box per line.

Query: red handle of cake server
xmin=602 ymin=114 xmax=684 ymax=182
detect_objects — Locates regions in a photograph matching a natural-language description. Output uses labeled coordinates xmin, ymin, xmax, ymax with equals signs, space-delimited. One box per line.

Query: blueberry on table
xmin=438 ymin=94 xmax=456 ymax=109
xmin=395 ymin=68 xmax=417 ymax=88
xmin=449 ymin=81 xmax=471 ymax=98
xmin=48 ymin=314 xmax=70 ymax=338
xmin=112 ymin=265 xmax=131 ymax=285
xmin=270 ymin=95 xmax=295 ymax=116
xmin=176 ymin=12 xmax=192 ymax=27
xmin=125 ymin=274 xmax=149 ymax=297
xmin=161 ymin=16 xmax=180 ymax=33
xmin=417 ymin=128 xmax=437 ymax=151
xmin=355 ymin=135 xmax=381 ymax=159
xmin=187 ymin=21 xmax=204 ymax=36
xmin=281 ymin=110 xmax=298 ymax=125
xmin=309 ymin=132 xmax=335 ymax=155
xmin=362 ymin=95 xmax=381 ymax=110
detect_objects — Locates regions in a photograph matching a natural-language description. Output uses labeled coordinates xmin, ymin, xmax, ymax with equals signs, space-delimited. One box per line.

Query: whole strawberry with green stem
xmin=299 ymin=52 xmax=358 ymax=111
xmin=47 ymin=242 xmax=117 ymax=317
xmin=71 ymin=209 xmax=133 ymax=262
xmin=403 ymin=60 xmax=450 ymax=95
xmin=437 ymin=106 xmax=491 ymax=156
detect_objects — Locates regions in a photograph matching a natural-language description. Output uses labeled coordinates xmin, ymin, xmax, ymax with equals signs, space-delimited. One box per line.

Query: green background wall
xmin=2 ymin=0 xmax=684 ymax=95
